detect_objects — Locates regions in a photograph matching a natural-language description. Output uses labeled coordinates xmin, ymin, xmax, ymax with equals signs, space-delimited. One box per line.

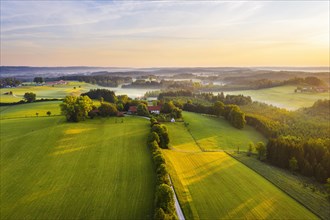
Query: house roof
xmin=128 ymin=105 xmax=161 ymax=112
xmin=148 ymin=106 xmax=161 ymax=111
xmin=128 ymin=106 xmax=137 ymax=112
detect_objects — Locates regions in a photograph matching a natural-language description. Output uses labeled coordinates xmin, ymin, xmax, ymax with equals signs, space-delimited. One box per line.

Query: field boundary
xmin=168 ymin=175 xmax=185 ymax=220
xmin=226 ymin=152 xmax=325 ymax=220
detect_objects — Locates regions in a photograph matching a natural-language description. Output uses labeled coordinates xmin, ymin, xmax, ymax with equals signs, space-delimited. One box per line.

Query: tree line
xmin=61 ymin=89 xmax=149 ymax=122
xmin=242 ymin=101 xmax=330 ymax=183
xmin=0 ymin=77 xmax=21 ymax=88
xmin=182 ymin=101 xmax=246 ymax=129
xmin=158 ymin=90 xmax=252 ymax=106
xmin=52 ymin=75 xmax=132 ymax=87
xmin=147 ymin=118 xmax=177 ymax=220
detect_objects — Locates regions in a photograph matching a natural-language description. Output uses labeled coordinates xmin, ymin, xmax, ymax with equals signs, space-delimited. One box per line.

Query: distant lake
xmin=111 ymin=84 xmax=159 ymax=99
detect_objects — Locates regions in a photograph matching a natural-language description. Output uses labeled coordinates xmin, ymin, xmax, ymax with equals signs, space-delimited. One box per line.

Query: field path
xmin=169 ymin=175 xmax=185 ymax=220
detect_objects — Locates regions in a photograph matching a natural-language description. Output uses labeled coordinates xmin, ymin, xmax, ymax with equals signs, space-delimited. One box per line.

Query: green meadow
xmin=163 ymin=112 xmax=318 ymax=219
xmin=0 ymin=101 xmax=62 ymax=119
xmin=182 ymin=111 xmax=267 ymax=151
xmin=0 ymin=82 xmax=102 ymax=103
xmin=0 ymin=116 xmax=155 ymax=220
xmin=222 ymin=85 xmax=329 ymax=110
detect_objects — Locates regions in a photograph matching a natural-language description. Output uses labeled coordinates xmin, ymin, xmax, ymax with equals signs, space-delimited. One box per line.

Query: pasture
xmin=221 ymin=85 xmax=329 ymax=110
xmin=0 ymin=101 xmax=62 ymax=119
xmin=163 ymin=112 xmax=318 ymax=219
xmin=0 ymin=82 xmax=101 ymax=103
xmin=182 ymin=112 xmax=267 ymax=151
xmin=0 ymin=116 xmax=155 ymax=219
xmin=164 ymin=151 xmax=318 ymax=219
xmin=232 ymin=153 xmax=329 ymax=220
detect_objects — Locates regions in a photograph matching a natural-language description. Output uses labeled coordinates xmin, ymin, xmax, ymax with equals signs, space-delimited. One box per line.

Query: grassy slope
xmin=0 ymin=116 xmax=155 ymax=220
xmin=164 ymin=112 xmax=318 ymax=220
xmin=0 ymin=82 xmax=102 ymax=103
xmin=0 ymin=101 xmax=62 ymax=119
xmin=222 ymin=85 xmax=329 ymax=110
xmin=183 ymin=112 xmax=267 ymax=151
xmin=231 ymin=153 xmax=330 ymax=220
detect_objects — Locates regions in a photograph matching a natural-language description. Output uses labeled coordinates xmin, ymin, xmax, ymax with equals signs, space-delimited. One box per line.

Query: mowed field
xmin=163 ymin=112 xmax=318 ymax=219
xmin=221 ymin=85 xmax=329 ymax=110
xmin=0 ymin=115 xmax=155 ymax=219
xmin=0 ymin=101 xmax=62 ymax=119
xmin=182 ymin=112 xmax=267 ymax=151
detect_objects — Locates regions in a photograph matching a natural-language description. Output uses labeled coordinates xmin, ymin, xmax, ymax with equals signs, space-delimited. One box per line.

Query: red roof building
xmin=128 ymin=105 xmax=161 ymax=114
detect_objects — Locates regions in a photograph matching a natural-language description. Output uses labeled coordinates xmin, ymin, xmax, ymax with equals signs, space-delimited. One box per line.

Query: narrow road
xmin=168 ymin=175 xmax=185 ymax=220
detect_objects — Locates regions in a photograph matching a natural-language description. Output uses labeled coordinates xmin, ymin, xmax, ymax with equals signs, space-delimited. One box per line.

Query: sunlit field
xmin=182 ymin=112 xmax=267 ymax=151
xmin=163 ymin=113 xmax=318 ymax=219
xmin=0 ymin=101 xmax=62 ymax=119
xmin=164 ymin=151 xmax=318 ymax=220
xmin=0 ymin=82 xmax=102 ymax=103
xmin=0 ymin=116 xmax=155 ymax=220
xmin=0 ymin=81 xmax=160 ymax=103
xmin=221 ymin=85 xmax=329 ymax=110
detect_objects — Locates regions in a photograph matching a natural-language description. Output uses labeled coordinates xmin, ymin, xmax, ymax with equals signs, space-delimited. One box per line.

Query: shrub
xmin=153 ymin=154 xmax=166 ymax=168
xmin=155 ymin=184 xmax=175 ymax=214
xmin=148 ymin=132 xmax=160 ymax=144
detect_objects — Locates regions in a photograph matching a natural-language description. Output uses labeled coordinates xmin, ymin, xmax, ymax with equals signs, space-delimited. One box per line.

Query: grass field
xmin=0 ymin=116 xmax=155 ymax=219
xmin=0 ymin=82 xmax=102 ymax=103
xmin=220 ymin=85 xmax=329 ymax=110
xmin=182 ymin=112 xmax=267 ymax=151
xmin=0 ymin=101 xmax=62 ymax=119
xmin=164 ymin=112 xmax=318 ymax=219
xmin=0 ymin=81 xmax=160 ymax=103
xmin=231 ymin=153 xmax=329 ymax=220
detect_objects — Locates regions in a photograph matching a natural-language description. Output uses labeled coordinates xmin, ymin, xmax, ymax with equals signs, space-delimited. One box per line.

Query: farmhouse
xmin=128 ymin=105 xmax=161 ymax=114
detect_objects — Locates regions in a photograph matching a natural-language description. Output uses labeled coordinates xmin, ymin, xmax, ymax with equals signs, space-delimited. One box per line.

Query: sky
xmin=0 ymin=0 xmax=329 ymax=67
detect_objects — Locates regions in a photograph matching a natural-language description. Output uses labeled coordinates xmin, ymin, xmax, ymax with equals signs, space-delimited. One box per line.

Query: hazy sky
xmin=1 ymin=1 xmax=329 ymax=67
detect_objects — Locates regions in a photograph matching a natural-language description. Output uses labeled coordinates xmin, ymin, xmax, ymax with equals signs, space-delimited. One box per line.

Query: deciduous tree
xmin=24 ymin=92 xmax=36 ymax=103
xmin=60 ymin=95 xmax=93 ymax=122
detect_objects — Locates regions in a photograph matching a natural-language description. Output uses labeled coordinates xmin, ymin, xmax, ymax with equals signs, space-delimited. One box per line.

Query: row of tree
xmin=266 ymin=136 xmax=330 ymax=183
xmin=53 ymin=75 xmax=132 ymax=87
xmin=183 ymin=101 xmax=246 ymax=129
xmin=147 ymin=119 xmax=177 ymax=219
xmin=0 ymin=77 xmax=21 ymax=88
xmin=160 ymin=101 xmax=182 ymax=119
xmin=242 ymin=100 xmax=330 ymax=183
xmin=284 ymin=76 xmax=326 ymax=86
xmin=158 ymin=90 xmax=252 ymax=106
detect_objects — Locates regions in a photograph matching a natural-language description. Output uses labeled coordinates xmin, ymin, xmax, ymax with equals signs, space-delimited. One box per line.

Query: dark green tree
xmin=213 ymin=101 xmax=224 ymax=116
xmin=154 ymin=208 xmax=166 ymax=220
xmin=289 ymin=157 xmax=298 ymax=172
xmin=256 ymin=141 xmax=266 ymax=160
xmin=148 ymin=132 xmax=160 ymax=144
xmin=98 ymin=103 xmax=118 ymax=117
xmin=152 ymin=124 xmax=170 ymax=149
xmin=247 ymin=142 xmax=254 ymax=156
xmin=326 ymin=178 xmax=330 ymax=201
xmin=155 ymin=184 xmax=175 ymax=214
xmin=24 ymin=92 xmax=36 ymax=102
xmin=33 ymin=77 xmax=44 ymax=83
xmin=137 ymin=103 xmax=149 ymax=116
